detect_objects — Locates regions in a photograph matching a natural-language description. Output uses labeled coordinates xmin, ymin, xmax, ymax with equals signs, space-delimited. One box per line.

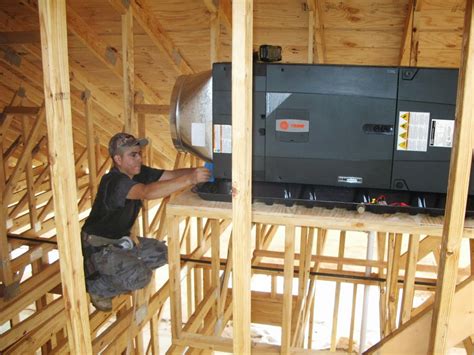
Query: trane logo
xmin=276 ymin=119 xmax=309 ymax=133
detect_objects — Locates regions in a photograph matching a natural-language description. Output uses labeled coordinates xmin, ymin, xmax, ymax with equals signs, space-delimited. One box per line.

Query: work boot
xmin=89 ymin=293 xmax=113 ymax=312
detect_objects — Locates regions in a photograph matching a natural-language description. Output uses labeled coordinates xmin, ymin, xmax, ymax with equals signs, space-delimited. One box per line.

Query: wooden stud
xmin=168 ymin=215 xmax=182 ymax=340
xmin=3 ymin=108 xmax=44 ymax=204
xmin=307 ymin=10 xmax=315 ymax=64
xmin=330 ymin=231 xmax=346 ymax=351
xmin=409 ymin=0 xmax=421 ymax=66
xmin=231 ymin=0 xmax=253 ymax=353
xmin=83 ymin=90 xmax=98 ymax=201
xmin=430 ymin=0 xmax=474 ymax=352
xmin=400 ymin=234 xmax=420 ymax=325
xmin=211 ymin=219 xmax=222 ymax=335
xmin=37 ymin=1 xmax=92 ymax=352
xmin=194 ymin=217 xmax=204 ymax=308
xmin=386 ymin=233 xmax=402 ymax=333
xmin=399 ymin=0 xmax=415 ymax=65
xmin=122 ymin=8 xmax=135 ymax=135
xmin=348 ymin=284 xmax=358 ymax=353
xmin=281 ymin=224 xmax=295 ymax=354
xmin=311 ymin=0 xmax=326 ymax=63
xmin=377 ymin=232 xmax=388 ymax=337
xmin=0 ymin=92 xmax=21 ymax=294
xmin=210 ymin=8 xmax=221 ymax=65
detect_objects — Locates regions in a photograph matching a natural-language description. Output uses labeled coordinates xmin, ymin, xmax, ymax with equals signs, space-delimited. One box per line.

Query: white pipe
xmin=359 ymin=231 xmax=375 ymax=354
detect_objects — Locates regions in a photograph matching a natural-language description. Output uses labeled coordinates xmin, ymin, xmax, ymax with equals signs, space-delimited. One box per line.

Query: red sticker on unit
xmin=276 ymin=119 xmax=309 ymax=132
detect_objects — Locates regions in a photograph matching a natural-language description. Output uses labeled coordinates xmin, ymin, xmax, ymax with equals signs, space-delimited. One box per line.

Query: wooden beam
xmin=0 ymin=91 xmax=22 ymax=297
xmin=231 ymin=0 xmax=253 ymax=353
xmin=122 ymin=8 xmax=136 ymax=135
xmin=3 ymin=106 xmax=40 ymax=115
xmin=399 ymin=0 xmax=415 ymax=66
xmin=21 ymin=114 xmax=40 ymax=233
xmin=218 ymin=0 xmax=232 ymax=33
xmin=210 ymin=9 xmax=221 ymax=65
xmin=203 ymin=0 xmax=217 ymax=14
xmin=37 ymin=0 xmax=92 ymax=353
xmin=134 ymin=104 xmax=170 ymax=115
xmin=108 ymin=0 xmax=194 ymax=75
xmin=23 ymin=0 xmax=164 ymax=105
xmin=307 ymin=10 xmax=315 ymax=64
xmin=0 ymin=262 xmax=60 ymax=322
xmin=400 ymin=234 xmax=420 ymax=325
xmin=307 ymin=0 xmax=325 ymax=63
xmin=367 ymin=277 xmax=474 ymax=354
xmin=0 ymin=31 xmax=40 ymax=44
xmin=409 ymin=1 xmax=421 ymax=66
xmin=3 ymin=108 xmax=44 ymax=204
xmin=429 ymin=0 xmax=474 ymax=352
xmin=83 ymin=91 xmax=98 ymax=201
xmin=281 ymin=225 xmax=295 ymax=354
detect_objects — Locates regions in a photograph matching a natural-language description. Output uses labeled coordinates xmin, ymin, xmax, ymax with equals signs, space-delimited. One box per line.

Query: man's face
xmin=113 ymin=146 xmax=143 ymax=177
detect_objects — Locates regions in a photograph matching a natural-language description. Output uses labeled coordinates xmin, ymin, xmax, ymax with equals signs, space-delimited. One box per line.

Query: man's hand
xmin=190 ymin=167 xmax=212 ymax=185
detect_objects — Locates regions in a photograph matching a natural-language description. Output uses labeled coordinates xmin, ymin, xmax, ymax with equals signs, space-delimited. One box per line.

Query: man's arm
xmin=126 ymin=167 xmax=210 ymax=200
xmin=159 ymin=168 xmax=197 ymax=181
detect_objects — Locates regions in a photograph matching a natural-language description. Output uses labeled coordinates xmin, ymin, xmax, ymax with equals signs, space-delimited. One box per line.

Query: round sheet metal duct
xmin=170 ymin=70 xmax=213 ymax=161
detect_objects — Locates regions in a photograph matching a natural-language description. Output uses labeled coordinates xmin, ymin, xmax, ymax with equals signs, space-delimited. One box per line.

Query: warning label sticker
xmin=397 ymin=111 xmax=430 ymax=152
xmin=429 ymin=119 xmax=454 ymax=148
xmin=213 ymin=124 xmax=232 ymax=154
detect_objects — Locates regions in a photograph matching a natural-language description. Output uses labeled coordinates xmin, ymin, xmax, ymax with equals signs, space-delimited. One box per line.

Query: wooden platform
xmin=168 ymin=190 xmax=474 ymax=238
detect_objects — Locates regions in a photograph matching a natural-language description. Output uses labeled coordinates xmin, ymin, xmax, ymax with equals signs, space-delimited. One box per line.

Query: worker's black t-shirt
xmin=82 ymin=165 xmax=163 ymax=239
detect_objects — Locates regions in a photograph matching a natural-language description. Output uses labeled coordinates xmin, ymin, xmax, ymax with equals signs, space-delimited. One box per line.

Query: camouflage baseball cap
xmin=108 ymin=132 xmax=149 ymax=157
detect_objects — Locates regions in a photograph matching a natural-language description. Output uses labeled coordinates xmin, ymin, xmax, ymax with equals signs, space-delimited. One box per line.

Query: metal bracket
xmin=0 ymin=280 xmax=20 ymax=300
xmin=81 ymin=89 xmax=91 ymax=101
xmin=3 ymin=46 xmax=21 ymax=67
xmin=105 ymin=46 xmax=118 ymax=65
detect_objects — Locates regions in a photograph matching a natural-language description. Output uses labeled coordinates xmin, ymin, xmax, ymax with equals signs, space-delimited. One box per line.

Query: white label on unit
xmin=397 ymin=111 xmax=430 ymax=152
xmin=429 ymin=119 xmax=454 ymax=148
xmin=213 ymin=124 xmax=232 ymax=154
xmin=191 ymin=122 xmax=206 ymax=147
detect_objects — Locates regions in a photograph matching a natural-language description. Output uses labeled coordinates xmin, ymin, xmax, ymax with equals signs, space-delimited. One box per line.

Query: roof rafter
xmin=306 ymin=0 xmax=326 ymax=64
xmin=202 ymin=0 xmax=232 ymax=33
xmin=108 ymin=0 xmax=194 ymax=75
xmin=23 ymin=0 xmax=164 ymax=104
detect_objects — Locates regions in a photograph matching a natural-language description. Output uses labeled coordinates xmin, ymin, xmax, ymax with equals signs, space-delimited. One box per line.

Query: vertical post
xmin=38 ymin=0 xmax=92 ymax=353
xmin=307 ymin=10 xmax=315 ymax=64
xmin=168 ymin=215 xmax=182 ymax=340
xmin=210 ymin=8 xmax=221 ymax=65
xmin=211 ymin=219 xmax=222 ymax=333
xmin=231 ymin=0 xmax=253 ymax=353
xmin=136 ymin=92 xmax=150 ymax=236
xmin=83 ymin=90 xmax=98 ymax=201
xmin=282 ymin=224 xmax=295 ymax=354
xmin=400 ymin=234 xmax=420 ymax=325
xmin=122 ymin=7 xmax=136 ymax=135
xmin=360 ymin=231 xmax=375 ymax=354
xmin=429 ymin=0 xmax=474 ymax=352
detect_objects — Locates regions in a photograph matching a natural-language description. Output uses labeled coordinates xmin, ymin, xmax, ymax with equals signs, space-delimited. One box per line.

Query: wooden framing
xmin=1 ymin=1 xmax=473 ymax=354
xmin=429 ymin=0 xmax=474 ymax=352
xmin=165 ymin=189 xmax=474 ymax=353
xmin=37 ymin=0 xmax=92 ymax=352
xmin=231 ymin=0 xmax=253 ymax=353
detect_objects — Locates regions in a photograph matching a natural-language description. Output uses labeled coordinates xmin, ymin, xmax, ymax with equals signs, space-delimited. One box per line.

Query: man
xmin=81 ymin=132 xmax=211 ymax=311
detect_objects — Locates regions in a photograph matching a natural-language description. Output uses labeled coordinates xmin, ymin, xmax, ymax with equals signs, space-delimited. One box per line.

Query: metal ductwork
xmin=170 ymin=70 xmax=213 ymax=161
